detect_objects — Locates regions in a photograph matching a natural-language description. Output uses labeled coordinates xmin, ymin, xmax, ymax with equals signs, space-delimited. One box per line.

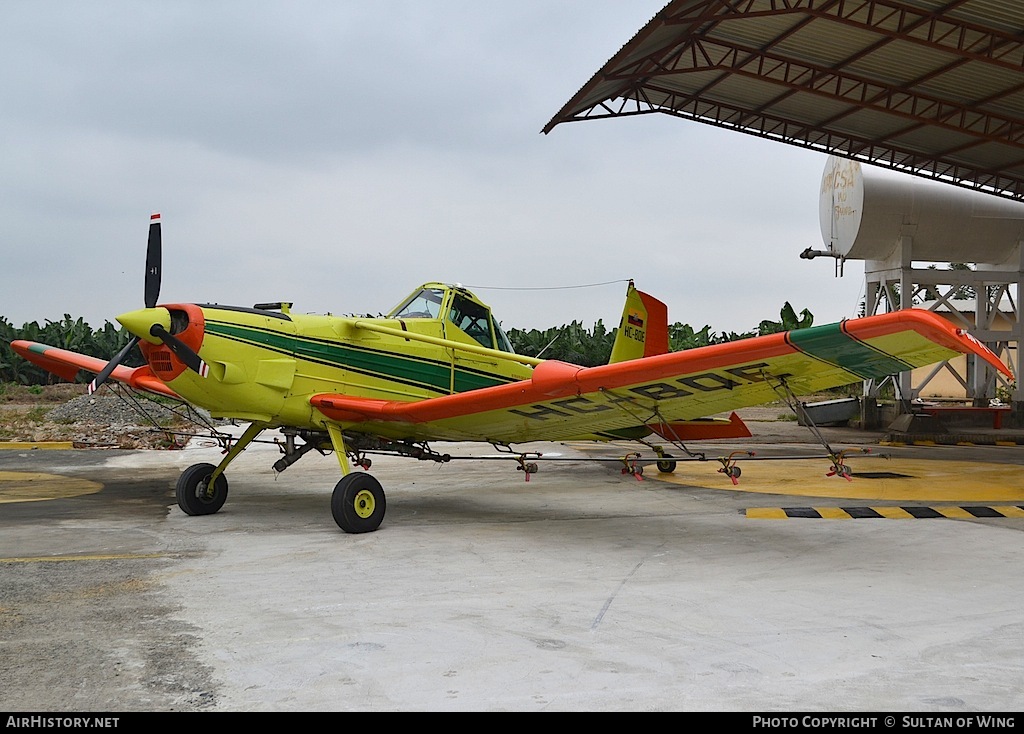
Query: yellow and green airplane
xmin=12 ymin=214 xmax=1012 ymax=533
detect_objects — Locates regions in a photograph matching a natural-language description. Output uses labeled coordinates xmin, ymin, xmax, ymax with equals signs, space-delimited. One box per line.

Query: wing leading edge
xmin=310 ymin=309 xmax=1011 ymax=443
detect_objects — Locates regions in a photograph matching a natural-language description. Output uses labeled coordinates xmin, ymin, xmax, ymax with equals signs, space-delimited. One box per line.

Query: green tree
xmin=668 ymin=322 xmax=758 ymax=350
xmin=508 ymin=319 xmax=615 ymax=367
xmin=0 ymin=316 xmax=136 ymax=385
xmin=757 ymin=302 xmax=814 ymax=335
xmin=669 ymin=322 xmax=716 ymax=351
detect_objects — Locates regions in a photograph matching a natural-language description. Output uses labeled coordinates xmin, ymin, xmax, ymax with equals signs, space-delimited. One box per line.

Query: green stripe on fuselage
xmin=204 ymin=321 xmax=509 ymax=394
xmin=786 ymin=322 xmax=912 ymax=379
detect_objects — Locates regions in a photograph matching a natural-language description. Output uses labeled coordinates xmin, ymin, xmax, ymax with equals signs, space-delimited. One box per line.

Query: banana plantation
xmin=0 ymin=303 xmax=812 ymax=385
xmin=506 ymin=301 xmax=812 ymax=365
xmin=0 ymin=316 xmax=141 ymax=385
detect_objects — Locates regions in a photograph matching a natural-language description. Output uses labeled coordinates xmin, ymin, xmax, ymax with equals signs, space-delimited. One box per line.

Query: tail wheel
xmin=176 ymin=462 xmax=228 ymax=516
xmin=656 ymin=454 xmax=677 ymax=473
xmin=332 ymin=473 xmax=386 ymax=534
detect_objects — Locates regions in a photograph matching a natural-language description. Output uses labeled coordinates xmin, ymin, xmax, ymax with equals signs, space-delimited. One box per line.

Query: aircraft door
xmin=445 ymin=293 xmax=503 ymax=392
xmin=447 ymin=294 xmax=494 ymax=349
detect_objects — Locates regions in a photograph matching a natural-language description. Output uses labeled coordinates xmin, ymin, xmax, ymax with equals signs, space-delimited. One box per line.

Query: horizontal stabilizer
xmin=650 ymin=412 xmax=752 ymax=441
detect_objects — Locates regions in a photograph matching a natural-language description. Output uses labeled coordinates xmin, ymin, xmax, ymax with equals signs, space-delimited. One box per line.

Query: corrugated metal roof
xmin=544 ymin=0 xmax=1024 ymax=200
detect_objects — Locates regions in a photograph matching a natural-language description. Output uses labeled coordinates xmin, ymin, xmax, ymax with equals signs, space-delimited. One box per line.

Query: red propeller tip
xmin=150 ymin=213 xmax=161 ymax=222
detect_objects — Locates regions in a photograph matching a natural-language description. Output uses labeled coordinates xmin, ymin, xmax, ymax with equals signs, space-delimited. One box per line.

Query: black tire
xmin=656 ymin=454 xmax=677 ymax=473
xmin=176 ymin=462 xmax=228 ymax=516
xmin=332 ymin=473 xmax=386 ymax=534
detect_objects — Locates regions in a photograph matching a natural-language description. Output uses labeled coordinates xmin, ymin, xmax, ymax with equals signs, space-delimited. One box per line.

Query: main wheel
xmin=332 ymin=473 xmax=386 ymax=534
xmin=176 ymin=462 xmax=229 ymax=516
xmin=656 ymin=454 xmax=677 ymax=473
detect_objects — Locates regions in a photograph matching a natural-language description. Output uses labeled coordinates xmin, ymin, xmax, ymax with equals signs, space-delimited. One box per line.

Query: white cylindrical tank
xmin=819 ymin=156 xmax=1024 ymax=263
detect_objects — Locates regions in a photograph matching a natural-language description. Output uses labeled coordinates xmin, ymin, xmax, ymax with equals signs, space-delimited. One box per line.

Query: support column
xmin=861 ymin=242 xmax=1020 ymax=417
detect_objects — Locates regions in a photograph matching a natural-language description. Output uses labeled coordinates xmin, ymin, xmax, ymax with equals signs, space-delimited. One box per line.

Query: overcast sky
xmin=1 ymin=0 xmax=867 ymax=335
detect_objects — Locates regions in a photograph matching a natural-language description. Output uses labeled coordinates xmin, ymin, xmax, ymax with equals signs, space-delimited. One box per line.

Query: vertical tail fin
xmin=609 ymin=281 xmax=669 ymax=363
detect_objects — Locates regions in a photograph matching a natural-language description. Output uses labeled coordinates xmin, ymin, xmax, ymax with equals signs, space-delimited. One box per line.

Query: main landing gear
xmin=331 ymin=473 xmax=386 ymax=534
xmin=174 ymin=421 xmax=267 ymax=518
xmin=170 ymin=422 xmax=395 ymax=534
xmin=176 ymin=462 xmax=229 ymax=515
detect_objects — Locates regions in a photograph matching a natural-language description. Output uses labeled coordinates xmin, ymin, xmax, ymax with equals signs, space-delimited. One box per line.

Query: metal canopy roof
xmin=544 ymin=0 xmax=1024 ymax=200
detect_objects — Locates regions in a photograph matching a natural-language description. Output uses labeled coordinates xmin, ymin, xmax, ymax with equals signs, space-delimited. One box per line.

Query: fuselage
xmin=118 ymin=284 xmax=537 ymax=430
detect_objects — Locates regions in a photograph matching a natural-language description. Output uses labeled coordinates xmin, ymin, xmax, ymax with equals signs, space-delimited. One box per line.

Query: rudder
xmin=609 ymin=281 xmax=669 ymax=363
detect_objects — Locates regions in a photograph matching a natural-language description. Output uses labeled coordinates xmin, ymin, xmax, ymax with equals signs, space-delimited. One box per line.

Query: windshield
xmin=493 ymin=321 xmax=514 ymax=353
xmin=390 ymin=288 xmax=445 ymax=319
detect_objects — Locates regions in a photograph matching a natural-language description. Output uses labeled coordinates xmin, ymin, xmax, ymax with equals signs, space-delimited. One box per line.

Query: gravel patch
xmin=46 ymin=394 xmax=181 ymax=426
xmin=27 ymin=393 xmax=221 ymax=449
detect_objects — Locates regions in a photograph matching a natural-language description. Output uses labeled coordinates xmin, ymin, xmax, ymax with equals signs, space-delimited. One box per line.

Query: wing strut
xmin=600 ymin=387 xmax=708 ymax=462
xmin=762 ymin=371 xmax=870 ymax=481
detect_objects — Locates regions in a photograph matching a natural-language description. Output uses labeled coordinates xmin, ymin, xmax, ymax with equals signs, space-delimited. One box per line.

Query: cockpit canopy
xmin=389 ymin=283 xmax=515 ymax=353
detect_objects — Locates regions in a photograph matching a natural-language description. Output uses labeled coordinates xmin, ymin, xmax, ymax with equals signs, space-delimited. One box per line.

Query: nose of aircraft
xmin=116 ymin=307 xmax=172 ymax=344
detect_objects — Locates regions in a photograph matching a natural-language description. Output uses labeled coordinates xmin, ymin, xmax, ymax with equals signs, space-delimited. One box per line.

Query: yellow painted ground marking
xmin=0 ymin=553 xmax=165 ymax=563
xmin=653 ymin=458 xmax=1024 ymax=502
xmin=0 ymin=471 xmax=102 ymax=503
xmin=994 ymin=506 xmax=1024 ymax=518
xmin=0 ymin=442 xmax=75 ymax=450
xmin=816 ymin=507 xmax=855 ymax=519
xmin=935 ymin=507 xmax=977 ymax=519
xmin=745 ymin=508 xmax=788 ymax=519
xmin=873 ymin=506 xmax=915 ymax=519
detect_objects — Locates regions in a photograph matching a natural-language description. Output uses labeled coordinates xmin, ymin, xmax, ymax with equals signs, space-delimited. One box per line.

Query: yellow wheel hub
xmin=353 ymin=489 xmax=376 ymax=518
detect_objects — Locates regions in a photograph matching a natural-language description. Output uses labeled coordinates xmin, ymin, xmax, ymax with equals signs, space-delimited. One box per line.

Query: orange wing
xmin=11 ymin=341 xmax=179 ymax=399
xmin=310 ymin=309 xmax=1011 ymax=444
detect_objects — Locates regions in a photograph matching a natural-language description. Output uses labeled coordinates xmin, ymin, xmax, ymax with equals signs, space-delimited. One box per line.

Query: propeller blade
xmin=88 ymin=336 xmax=141 ymax=394
xmin=144 ymin=213 xmax=162 ymax=309
xmin=150 ymin=323 xmax=209 ymax=378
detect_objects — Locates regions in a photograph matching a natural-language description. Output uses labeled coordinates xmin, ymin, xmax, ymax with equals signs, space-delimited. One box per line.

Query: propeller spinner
xmin=88 ymin=214 xmax=208 ymax=393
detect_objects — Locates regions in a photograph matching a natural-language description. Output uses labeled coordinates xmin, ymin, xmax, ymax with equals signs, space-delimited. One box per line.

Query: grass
xmin=0 ymin=405 xmax=54 ymax=439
